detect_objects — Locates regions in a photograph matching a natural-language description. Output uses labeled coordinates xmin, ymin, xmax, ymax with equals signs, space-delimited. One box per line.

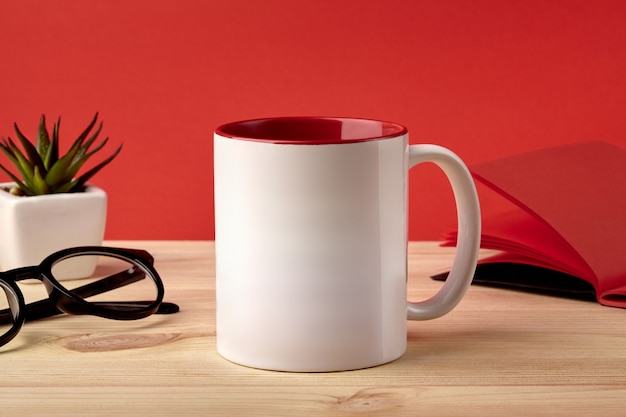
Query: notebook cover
xmin=438 ymin=141 xmax=626 ymax=308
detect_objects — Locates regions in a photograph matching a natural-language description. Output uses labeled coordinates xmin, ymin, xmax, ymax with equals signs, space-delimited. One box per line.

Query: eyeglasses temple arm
xmin=5 ymin=268 xmax=178 ymax=322
xmin=12 ymin=299 xmax=179 ymax=322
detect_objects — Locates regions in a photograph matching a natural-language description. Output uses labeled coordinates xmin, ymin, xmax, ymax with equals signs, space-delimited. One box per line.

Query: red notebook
xmin=436 ymin=141 xmax=626 ymax=308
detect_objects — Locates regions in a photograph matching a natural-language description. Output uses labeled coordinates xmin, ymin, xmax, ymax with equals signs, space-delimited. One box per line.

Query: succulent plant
xmin=0 ymin=113 xmax=122 ymax=196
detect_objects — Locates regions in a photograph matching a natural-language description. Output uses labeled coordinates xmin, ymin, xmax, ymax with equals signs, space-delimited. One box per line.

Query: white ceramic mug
xmin=214 ymin=117 xmax=480 ymax=372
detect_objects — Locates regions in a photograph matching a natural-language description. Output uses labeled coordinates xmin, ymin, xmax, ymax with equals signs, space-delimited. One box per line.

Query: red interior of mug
xmin=216 ymin=117 xmax=407 ymax=144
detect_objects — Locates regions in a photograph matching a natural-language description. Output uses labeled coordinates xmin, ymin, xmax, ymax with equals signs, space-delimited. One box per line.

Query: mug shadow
xmin=400 ymin=326 xmax=549 ymax=364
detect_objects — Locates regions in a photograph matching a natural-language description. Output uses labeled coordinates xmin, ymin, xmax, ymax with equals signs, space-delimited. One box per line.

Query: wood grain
xmin=1 ymin=241 xmax=624 ymax=416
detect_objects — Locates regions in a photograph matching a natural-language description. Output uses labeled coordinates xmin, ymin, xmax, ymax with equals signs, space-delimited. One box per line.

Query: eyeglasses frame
xmin=0 ymin=246 xmax=172 ymax=348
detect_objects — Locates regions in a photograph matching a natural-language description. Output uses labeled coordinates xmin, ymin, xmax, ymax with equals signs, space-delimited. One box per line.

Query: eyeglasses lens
xmin=51 ymin=254 xmax=157 ymax=310
xmin=0 ymin=288 xmax=11 ymax=339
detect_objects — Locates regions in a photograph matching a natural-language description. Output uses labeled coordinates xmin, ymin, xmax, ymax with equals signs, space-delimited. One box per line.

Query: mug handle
xmin=406 ymin=144 xmax=481 ymax=320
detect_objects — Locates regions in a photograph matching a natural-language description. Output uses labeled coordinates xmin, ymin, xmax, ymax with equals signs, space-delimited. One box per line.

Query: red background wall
xmin=1 ymin=0 xmax=625 ymax=241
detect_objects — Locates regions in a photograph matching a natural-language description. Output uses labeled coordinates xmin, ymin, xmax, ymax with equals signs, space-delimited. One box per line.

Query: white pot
xmin=0 ymin=183 xmax=107 ymax=277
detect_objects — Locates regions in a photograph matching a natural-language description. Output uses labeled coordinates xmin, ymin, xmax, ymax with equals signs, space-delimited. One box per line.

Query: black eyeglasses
xmin=0 ymin=246 xmax=180 ymax=348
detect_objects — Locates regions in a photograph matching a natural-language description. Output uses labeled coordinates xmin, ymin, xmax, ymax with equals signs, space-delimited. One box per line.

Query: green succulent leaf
xmin=0 ymin=163 xmax=34 ymax=195
xmin=77 ymin=122 xmax=103 ymax=158
xmin=5 ymin=138 xmax=35 ymax=184
xmin=0 ymin=140 xmax=24 ymax=181
xmin=44 ymin=117 xmax=61 ymax=169
xmin=71 ymin=112 xmax=99 ymax=150
xmin=73 ymin=143 xmax=123 ymax=191
xmin=44 ymin=150 xmax=79 ymax=187
xmin=0 ymin=138 xmax=16 ymax=160
xmin=36 ymin=115 xmax=50 ymax=162
xmin=31 ymin=166 xmax=50 ymax=195
xmin=51 ymin=178 xmax=79 ymax=194
xmin=13 ymin=123 xmax=46 ymax=175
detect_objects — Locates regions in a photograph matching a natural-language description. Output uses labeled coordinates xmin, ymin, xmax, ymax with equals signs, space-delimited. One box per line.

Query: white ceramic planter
xmin=0 ymin=183 xmax=107 ymax=278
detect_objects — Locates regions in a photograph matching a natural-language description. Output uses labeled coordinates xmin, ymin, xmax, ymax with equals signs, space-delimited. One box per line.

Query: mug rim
xmin=215 ymin=116 xmax=408 ymax=144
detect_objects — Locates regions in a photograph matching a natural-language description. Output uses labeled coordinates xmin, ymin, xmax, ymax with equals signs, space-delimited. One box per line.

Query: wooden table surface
xmin=2 ymin=241 xmax=625 ymax=416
